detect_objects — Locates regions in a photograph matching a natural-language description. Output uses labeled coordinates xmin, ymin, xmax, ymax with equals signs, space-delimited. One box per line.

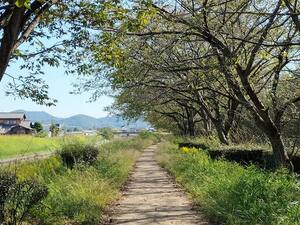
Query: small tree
xmin=31 ymin=122 xmax=43 ymax=133
xmin=49 ymin=123 xmax=59 ymax=137
xmin=97 ymin=127 xmax=114 ymax=140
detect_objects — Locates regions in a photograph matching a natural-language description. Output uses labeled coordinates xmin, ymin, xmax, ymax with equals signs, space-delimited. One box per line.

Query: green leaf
xmin=15 ymin=0 xmax=31 ymax=8
xmin=15 ymin=0 xmax=24 ymax=7
xmin=24 ymin=1 xmax=32 ymax=9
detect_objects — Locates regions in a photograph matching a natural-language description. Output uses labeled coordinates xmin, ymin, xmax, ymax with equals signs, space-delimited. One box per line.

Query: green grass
xmin=2 ymin=133 xmax=159 ymax=225
xmin=0 ymin=135 xmax=60 ymax=159
xmin=0 ymin=135 xmax=99 ymax=160
xmin=157 ymin=141 xmax=300 ymax=225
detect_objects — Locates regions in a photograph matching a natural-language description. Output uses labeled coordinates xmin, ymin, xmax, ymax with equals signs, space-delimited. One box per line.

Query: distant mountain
xmin=62 ymin=114 xmax=102 ymax=129
xmin=14 ymin=110 xmax=61 ymax=123
xmin=12 ymin=110 xmax=150 ymax=130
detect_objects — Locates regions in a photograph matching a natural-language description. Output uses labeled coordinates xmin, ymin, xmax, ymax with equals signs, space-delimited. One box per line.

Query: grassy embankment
xmin=1 ymin=133 xmax=159 ymax=224
xmin=157 ymin=136 xmax=300 ymax=225
xmin=0 ymin=135 xmax=98 ymax=160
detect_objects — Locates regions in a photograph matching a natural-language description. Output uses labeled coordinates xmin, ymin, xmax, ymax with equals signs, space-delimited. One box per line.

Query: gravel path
xmin=108 ymin=145 xmax=211 ymax=225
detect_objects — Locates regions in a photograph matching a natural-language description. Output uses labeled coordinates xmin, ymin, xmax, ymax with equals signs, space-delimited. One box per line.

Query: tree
xmin=0 ymin=0 xmax=130 ymax=105
xmin=73 ymin=127 xmax=80 ymax=132
xmin=94 ymin=29 xmax=240 ymax=142
xmin=158 ymin=0 xmax=299 ymax=169
xmin=30 ymin=121 xmax=43 ymax=133
xmin=49 ymin=123 xmax=59 ymax=137
xmin=0 ymin=0 xmax=59 ymax=81
xmin=96 ymin=1 xmax=300 ymax=168
xmin=14 ymin=0 xmax=296 ymax=169
xmin=0 ymin=0 xmax=60 ymax=105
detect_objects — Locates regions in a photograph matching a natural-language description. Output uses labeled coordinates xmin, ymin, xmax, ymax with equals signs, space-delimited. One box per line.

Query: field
xmin=157 ymin=138 xmax=300 ymax=225
xmin=0 ymin=135 xmax=60 ymax=159
xmin=0 ymin=133 xmax=159 ymax=225
xmin=0 ymin=135 xmax=99 ymax=160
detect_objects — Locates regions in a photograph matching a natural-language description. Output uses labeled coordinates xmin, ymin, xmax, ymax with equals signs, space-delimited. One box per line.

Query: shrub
xmin=31 ymin=122 xmax=43 ymax=133
xmin=0 ymin=170 xmax=48 ymax=225
xmin=59 ymin=142 xmax=99 ymax=168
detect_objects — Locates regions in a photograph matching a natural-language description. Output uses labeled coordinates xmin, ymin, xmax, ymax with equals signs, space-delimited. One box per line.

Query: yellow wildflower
xmin=180 ymin=147 xmax=198 ymax=154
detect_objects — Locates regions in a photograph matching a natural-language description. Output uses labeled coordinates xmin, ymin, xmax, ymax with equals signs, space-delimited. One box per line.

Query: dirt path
xmin=108 ymin=145 xmax=211 ymax=225
xmin=0 ymin=152 xmax=54 ymax=165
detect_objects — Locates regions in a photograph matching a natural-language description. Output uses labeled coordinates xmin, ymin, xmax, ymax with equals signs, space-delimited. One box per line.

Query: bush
xmin=0 ymin=170 xmax=48 ymax=225
xmin=59 ymin=142 xmax=99 ymax=168
xmin=31 ymin=122 xmax=43 ymax=133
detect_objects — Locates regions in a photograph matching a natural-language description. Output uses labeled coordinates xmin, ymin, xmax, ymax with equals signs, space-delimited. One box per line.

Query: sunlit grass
xmin=157 ymin=141 xmax=300 ymax=225
xmin=0 ymin=135 xmax=59 ymax=159
xmin=1 ymin=133 xmax=159 ymax=224
xmin=0 ymin=135 xmax=100 ymax=160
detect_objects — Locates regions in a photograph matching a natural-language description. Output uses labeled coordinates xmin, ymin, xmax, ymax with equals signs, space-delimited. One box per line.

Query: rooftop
xmin=0 ymin=113 xmax=26 ymax=120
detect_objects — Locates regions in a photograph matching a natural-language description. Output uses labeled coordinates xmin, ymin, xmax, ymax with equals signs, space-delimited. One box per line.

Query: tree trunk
xmin=181 ymin=120 xmax=188 ymax=136
xmin=253 ymin=112 xmax=293 ymax=170
xmin=175 ymin=121 xmax=186 ymax=136
xmin=268 ymin=133 xmax=293 ymax=170
xmin=187 ymin=120 xmax=195 ymax=137
xmin=235 ymin=63 xmax=293 ymax=170
xmin=224 ymin=98 xmax=239 ymax=136
xmin=203 ymin=119 xmax=210 ymax=135
xmin=0 ymin=7 xmax=25 ymax=81
xmin=214 ymin=120 xmax=229 ymax=145
xmin=200 ymin=108 xmax=211 ymax=135
xmin=186 ymin=108 xmax=196 ymax=137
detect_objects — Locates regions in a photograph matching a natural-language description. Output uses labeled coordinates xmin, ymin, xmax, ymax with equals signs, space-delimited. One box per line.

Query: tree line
xmin=1 ymin=0 xmax=300 ymax=169
xmin=94 ymin=0 xmax=300 ymax=170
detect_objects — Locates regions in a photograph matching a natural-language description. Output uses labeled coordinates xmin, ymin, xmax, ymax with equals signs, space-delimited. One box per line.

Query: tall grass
xmin=157 ymin=141 xmax=300 ymax=225
xmin=2 ymin=134 xmax=158 ymax=224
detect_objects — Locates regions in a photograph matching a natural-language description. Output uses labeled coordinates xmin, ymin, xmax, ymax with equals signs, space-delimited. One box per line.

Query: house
xmin=0 ymin=113 xmax=33 ymax=135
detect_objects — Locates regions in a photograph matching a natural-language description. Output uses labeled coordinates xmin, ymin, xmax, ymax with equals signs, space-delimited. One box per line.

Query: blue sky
xmin=0 ymin=62 xmax=113 ymax=118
